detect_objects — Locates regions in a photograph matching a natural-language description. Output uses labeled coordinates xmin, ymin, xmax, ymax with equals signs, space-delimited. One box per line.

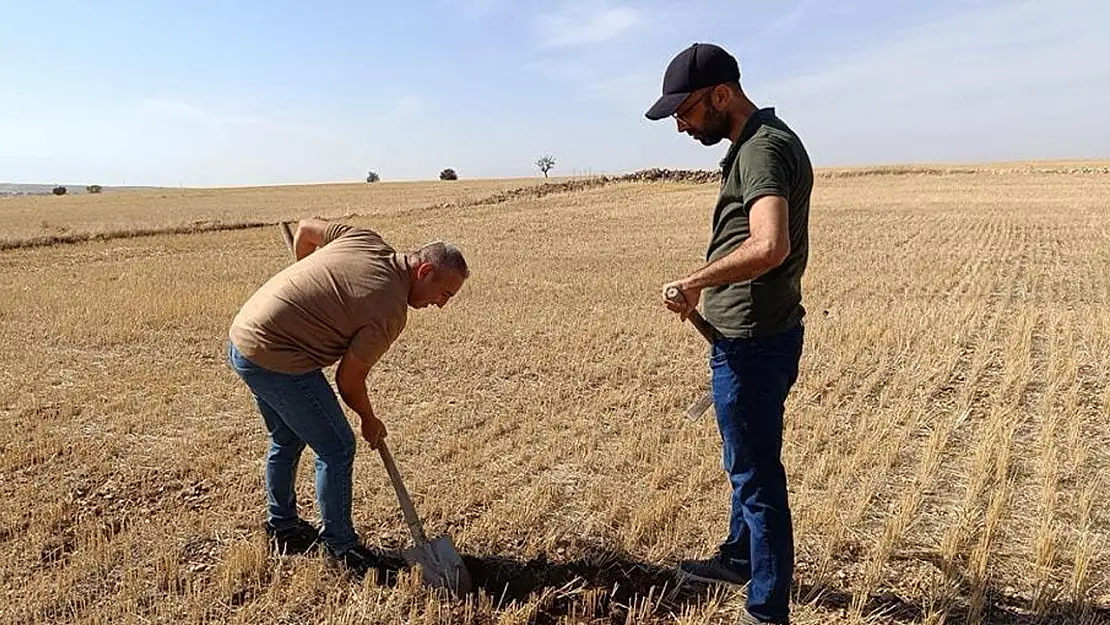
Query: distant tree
xmin=86 ymin=184 xmax=103 ymax=194
xmin=439 ymin=168 xmax=458 ymax=181
xmin=52 ymin=185 xmax=67 ymax=196
xmin=365 ymin=170 xmax=380 ymax=183
xmin=536 ymin=155 xmax=556 ymax=178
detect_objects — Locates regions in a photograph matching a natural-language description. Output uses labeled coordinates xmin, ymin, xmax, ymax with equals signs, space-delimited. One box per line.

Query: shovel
xmin=378 ymin=442 xmax=474 ymax=596
xmin=276 ymin=221 xmax=473 ymax=596
xmin=666 ymin=286 xmax=723 ymax=420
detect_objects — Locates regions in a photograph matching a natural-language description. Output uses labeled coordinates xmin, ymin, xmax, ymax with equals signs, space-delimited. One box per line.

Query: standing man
xmin=226 ymin=218 xmax=468 ymax=576
xmin=645 ymin=43 xmax=812 ymax=625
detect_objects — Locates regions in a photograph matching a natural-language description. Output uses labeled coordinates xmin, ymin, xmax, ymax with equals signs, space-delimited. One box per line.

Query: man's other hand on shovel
xmin=663 ymin=280 xmax=702 ymax=320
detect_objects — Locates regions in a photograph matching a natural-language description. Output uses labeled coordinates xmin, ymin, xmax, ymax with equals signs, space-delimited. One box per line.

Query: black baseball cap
xmin=645 ymin=43 xmax=740 ymax=120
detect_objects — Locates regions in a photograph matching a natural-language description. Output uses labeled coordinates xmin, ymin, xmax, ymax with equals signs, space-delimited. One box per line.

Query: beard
xmin=693 ymin=103 xmax=731 ymax=146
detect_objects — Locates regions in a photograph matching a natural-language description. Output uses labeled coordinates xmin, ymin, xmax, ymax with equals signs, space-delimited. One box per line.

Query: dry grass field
xmin=0 ymin=178 xmax=557 ymax=249
xmin=1 ymin=166 xmax=1108 ymax=624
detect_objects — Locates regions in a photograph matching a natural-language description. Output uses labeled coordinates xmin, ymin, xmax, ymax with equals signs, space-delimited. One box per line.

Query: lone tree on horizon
xmin=366 ymin=170 xmax=380 ymax=183
xmin=439 ymin=168 xmax=458 ymax=181
xmin=536 ymin=155 xmax=556 ymax=178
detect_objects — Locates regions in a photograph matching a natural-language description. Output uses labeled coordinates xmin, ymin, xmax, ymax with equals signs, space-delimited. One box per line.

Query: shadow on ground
xmin=352 ymin=546 xmax=1109 ymax=624
xmin=355 ymin=546 xmax=710 ymax=622
xmin=797 ymin=580 xmax=1110 ymax=625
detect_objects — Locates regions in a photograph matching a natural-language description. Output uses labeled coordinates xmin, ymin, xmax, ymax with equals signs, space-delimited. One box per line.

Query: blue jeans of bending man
xmin=710 ymin=322 xmax=804 ymax=623
xmin=227 ymin=341 xmax=359 ymax=555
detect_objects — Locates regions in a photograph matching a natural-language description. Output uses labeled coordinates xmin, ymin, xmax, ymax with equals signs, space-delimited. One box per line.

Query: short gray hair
xmin=414 ymin=241 xmax=469 ymax=279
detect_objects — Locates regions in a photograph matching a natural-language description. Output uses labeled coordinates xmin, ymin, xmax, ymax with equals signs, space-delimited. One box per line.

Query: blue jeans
xmin=710 ymin=323 xmax=803 ymax=623
xmin=227 ymin=341 xmax=359 ymax=554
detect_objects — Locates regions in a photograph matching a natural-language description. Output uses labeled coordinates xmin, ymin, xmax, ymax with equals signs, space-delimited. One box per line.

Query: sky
xmin=0 ymin=0 xmax=1107 ymax=187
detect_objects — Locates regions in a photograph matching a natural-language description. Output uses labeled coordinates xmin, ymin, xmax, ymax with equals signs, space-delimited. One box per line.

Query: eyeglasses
xmin=672 ymin=87 xmax=710 ymax=122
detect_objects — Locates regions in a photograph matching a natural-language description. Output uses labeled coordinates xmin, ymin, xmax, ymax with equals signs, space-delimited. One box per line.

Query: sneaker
xmin=264 ymin=519 xmax=320 ymax=555
xmin=677 ymin=553 xmax=751 ymax=587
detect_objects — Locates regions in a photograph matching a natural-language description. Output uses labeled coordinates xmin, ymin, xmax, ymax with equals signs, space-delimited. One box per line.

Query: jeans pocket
xmin=226 ymin=340 xmax=240 ymax=371
xmin=227 ymin=341 xmax=260 ymax=376
xmin=709 ymin=338 xmax=736 ymax=368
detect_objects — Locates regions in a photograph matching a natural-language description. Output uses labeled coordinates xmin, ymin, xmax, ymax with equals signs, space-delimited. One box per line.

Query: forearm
xmin=337 ymin=379 xmax=376 ymax=422
xmin=683 ymin=238 xmax=779 ymax=289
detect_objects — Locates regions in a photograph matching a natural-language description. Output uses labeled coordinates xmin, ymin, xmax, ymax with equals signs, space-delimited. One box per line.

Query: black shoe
xmin=738 ymin=611 xmax=788 ymax=625
xmin=264 ymin=519 xmax=320 ymax=555
xmin=677 ymin=553 xmax=751 ymax=587
xmin=326 ymin=544 xmax=402 ymax=580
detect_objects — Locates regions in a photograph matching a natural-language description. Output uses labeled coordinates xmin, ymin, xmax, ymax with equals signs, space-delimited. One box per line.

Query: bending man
xmin=226 ymin=218 xmax=468 ymax=575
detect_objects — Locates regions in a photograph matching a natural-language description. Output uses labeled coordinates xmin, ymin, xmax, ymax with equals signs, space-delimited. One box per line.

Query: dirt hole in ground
xmin=465 ymin=553 xmax=709 ymax=622
xmin=361 ymin=549 xmax=714 ymax=623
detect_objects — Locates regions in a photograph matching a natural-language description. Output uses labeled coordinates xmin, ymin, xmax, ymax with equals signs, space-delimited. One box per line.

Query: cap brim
xmin=644 ymin=92 xmax=690 ymax=120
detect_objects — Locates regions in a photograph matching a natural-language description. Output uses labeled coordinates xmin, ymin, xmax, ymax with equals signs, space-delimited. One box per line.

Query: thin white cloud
xmin=441 ymin=0 xmax=511 ymax=18
xmin=581 ymin=71 xmax=658 ymax=107
xmin=767 ymin=0 xmax=818 ymax=35
xmin=139 ymin=98 xmax=206 ymax=118
xmin=137 ymin=97 xmax=325 ymax=138
xmin=381 ymin=94 xmax=426 ymax=123
xmin=758 ymin=0 xmax=1110 ymax=164
xmin=535 ymin=1 xmax=641 ymax=48
xmin=139 ymin=98 xmax=264 ymax=126
xmin=525 ymin=58 xmax=657 ymax=110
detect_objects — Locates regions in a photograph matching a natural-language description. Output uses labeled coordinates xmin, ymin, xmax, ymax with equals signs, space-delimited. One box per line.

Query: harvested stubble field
xmin=0 ymin=178 xmax=558 ymax=250
xmin=1 ymin=165 xmax=1108 ymax=625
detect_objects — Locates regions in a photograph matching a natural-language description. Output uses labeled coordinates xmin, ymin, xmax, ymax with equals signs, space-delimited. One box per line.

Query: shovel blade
xmin=402 ymin=535 xmax=474 ymax=596
xmin=685 ymin=391 xmax=714 ymax=420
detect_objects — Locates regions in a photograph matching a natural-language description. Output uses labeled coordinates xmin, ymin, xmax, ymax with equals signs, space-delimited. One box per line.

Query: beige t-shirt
xmin=229 ymin=223 xmax=410 ymax=374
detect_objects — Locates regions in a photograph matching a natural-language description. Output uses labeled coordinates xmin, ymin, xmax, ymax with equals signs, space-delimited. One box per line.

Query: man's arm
xmin=664 ymin=195 xmax=791 ymax=317
xmin=335 ymin=351 xmax=387 ymax=449
xmin=686 ymin=195 xmax=790 ymax=288
xmin=293 ymin=218 xmax=330 ymax=261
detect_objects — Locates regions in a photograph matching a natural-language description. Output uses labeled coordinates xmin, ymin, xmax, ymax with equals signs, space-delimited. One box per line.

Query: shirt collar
xmin=720 ymin=107 xmax=775 ymax=175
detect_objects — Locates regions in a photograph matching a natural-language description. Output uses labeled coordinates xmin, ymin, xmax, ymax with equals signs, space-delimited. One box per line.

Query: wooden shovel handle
xmin=278 ymin=221 xmax=295 ymax=254
xmin=665 ymin=286 xmax=723 ymax=344
xmin=378 ymin=442 xmax=429 ymax=543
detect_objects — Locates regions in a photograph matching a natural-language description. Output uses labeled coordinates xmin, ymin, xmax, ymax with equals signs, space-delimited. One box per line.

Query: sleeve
xmin=348 ymin=323 xmax=392 ymax=369
xmin=323 ymin=222 xmax=354 ymax=245
xmin=348 ymin=313 xmax=405 ymax=368
xmin=739 ymin=135 xmax=793 ymax=211
xmin=324 ymin=222 xmax=384 ymax=247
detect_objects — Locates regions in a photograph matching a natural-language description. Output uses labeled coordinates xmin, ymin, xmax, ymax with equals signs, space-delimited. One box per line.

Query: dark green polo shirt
xmin=702 ymin=107 xmax=813 ymax=338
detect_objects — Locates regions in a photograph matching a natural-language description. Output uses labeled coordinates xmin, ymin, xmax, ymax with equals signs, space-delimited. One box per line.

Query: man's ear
xmin=415 ymin=262 xmax=434 ymax=281
xmin=712 ymin=84 xmax=731 ymax=108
